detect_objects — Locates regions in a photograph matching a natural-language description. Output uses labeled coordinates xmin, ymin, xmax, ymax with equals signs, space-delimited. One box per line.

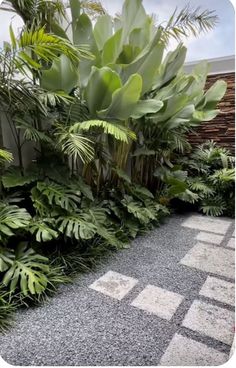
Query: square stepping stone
xmin=130 ymin=285 xmax=184 ymax=320
xmin=89 ymin=271 xmax=138 ymax=300
xmin=195 ymin=231 xmax=223 ymax=245
xmin=200 ymin=276 xmax=235 ymax=306
xmin=160 ymin=333 xmax=228 ymax=366
xmin=227 ymin=238 xmax=235 ymax=249
xmin=182 ymin=215 xmax=231 ymax=234
xmin=180 ymin=242 xmax=235 ymax=279
xmin=182 ymin=300 xmax=235 ymax=345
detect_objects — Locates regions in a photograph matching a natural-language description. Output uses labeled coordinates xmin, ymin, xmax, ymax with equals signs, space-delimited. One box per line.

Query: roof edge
xmin=184 ymin=55 xmax=235 ymax=75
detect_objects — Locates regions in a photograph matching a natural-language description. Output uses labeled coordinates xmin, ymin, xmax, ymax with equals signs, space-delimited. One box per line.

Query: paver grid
xmin=0 ymin=213 xmax=234 ymax=366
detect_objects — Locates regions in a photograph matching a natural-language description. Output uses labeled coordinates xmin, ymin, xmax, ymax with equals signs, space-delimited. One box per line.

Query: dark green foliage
xmin=172 ymin=142 xmax=235 ymax=217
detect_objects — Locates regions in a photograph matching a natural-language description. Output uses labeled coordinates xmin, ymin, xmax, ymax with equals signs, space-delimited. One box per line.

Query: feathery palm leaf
xmin=75 ymin=120 xmax=136 ymax=143
xmin=162 ymin=4 xmax=218 ymax=44
xmin=55 ymin=123 xmax=94 ymax=164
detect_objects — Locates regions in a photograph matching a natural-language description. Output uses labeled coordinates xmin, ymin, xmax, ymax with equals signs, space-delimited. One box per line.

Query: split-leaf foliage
xmin=0 ymin=0 xmax=233 ymax=332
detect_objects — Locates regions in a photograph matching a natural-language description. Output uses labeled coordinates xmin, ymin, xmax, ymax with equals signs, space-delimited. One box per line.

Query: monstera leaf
xmin=1 ymin=243 xmax=50 ymax=295
xmin=0 ymin=203 xmax=31 ymax=240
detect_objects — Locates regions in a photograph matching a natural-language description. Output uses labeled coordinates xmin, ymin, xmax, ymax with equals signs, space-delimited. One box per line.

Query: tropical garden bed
xmin=0 ymin=0 xmax=235 ymax=333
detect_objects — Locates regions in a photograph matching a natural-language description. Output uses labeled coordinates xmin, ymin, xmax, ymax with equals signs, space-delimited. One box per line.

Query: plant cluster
xmin=172 ymin=142 xmax=235 ymax=217
xmin=0 ymin=0 xmax=233 ymax=331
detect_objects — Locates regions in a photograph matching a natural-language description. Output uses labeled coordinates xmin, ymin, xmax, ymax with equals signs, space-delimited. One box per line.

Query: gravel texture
xmin=0 ymin=213 xmax=234 ymax=366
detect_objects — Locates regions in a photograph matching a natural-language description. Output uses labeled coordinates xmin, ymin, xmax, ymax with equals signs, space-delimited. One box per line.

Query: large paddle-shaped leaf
xmin=73 ymin=14 xmax=100 ymax=86
xmin=41 ymin=55 xmax=79 ymax=93
xmin=84 ymin=66 xmax=122 ymax=116
xmin=94 ymin=15 xmax=113 ymax=51
xmin=98 ymin=74 xmax=142 ymax=120
xmin=131 ymin=100 xmax=163 ymax=119
xmin=121 ymin=29 xmax=165 ymax=94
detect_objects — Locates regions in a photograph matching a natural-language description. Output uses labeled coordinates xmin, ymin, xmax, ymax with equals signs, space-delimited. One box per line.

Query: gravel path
xmin=0 ymin=214 xmax=235 ymax=366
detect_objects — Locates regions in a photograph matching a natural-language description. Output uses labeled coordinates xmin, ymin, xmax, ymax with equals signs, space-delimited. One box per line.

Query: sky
xmin=0 ymin=0 xmax=234 ymax=61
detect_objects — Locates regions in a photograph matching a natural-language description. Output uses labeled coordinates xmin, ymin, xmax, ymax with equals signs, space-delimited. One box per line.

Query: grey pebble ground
xmin=0 ymin=214 xmax=234 ymax=366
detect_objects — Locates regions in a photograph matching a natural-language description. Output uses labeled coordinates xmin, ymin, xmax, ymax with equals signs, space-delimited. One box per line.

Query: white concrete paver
xmin=181 ymin=215 xmax=231 ymax=234
xmin=195 ymin=232 xmax=223 ymax=245
xmin=89 ymin=271 xmax=138 ymax=300
xmin=199 ymin=276 xmax=235 ymax=306
xmin=180 ymin=242 xmax=235 ymax=279
xmin=130 ymin=285 xmax=183 ymax=320
xmin=160 ymin=333 xmax=229 ymax=366
xmin=226 ymin=238 xmax=235 ymax=249
xmin=182 ymin=300 xmax=235 ymax=345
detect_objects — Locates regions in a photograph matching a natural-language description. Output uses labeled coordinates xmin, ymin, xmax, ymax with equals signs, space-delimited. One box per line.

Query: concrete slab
xmin=182 ymin=215 xmax=231 ymax=234
xmin=131 ymin=284 xmax=183 ymax=321
xmin=160 ymin=333 xmax=229 ymax=366
xmin=199 ymin=276 xmax=235 ymax=306
xmin=89 ymin=271 xmax=138 ymax=300
xmin=180 ymin=242 xmax=235 ymax=279
xmin=182 ymin=300 xmax=235 ymax=345
xmin=195 ymin=232 xmax=223 ymax=245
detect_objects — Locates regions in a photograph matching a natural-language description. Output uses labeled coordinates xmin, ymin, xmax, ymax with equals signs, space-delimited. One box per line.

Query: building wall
xmin=188 ymin=72 xmax=235 ymax=153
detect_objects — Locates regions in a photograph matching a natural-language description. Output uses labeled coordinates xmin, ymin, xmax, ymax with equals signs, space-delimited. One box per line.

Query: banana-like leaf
xmin=73 ymin=14 xmax=100 ymax=86
xmin=98 ymin=74 xmax=142 ymax=120
xmin=129 ymin=17 xmax=152 ymax=50
xmin=84 ymin=66 xmax=122 ymax=116
xmin=197 ymin=80 xmax=227 ymax=110
xmin=102 ymin=29 xmax=122 ymax=65
xmin=94 ymin=14 xmax=113 ymax=51
xmin=120 ymin=0 xmax=147 ymax=43
xmin=131 ymin=99 xmax=163 ymax=119
xmin=153 ymin=44 xmax=187 ymax=90
xmin=41 ymin=55 xmax=79 ymax=94
xmin=121 ymin=28 xmax=164 ymax=94
xmin=192 ymin=109 xmax=219 ymax=122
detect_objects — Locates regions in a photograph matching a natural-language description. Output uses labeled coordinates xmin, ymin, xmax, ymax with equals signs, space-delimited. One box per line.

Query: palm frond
xmin=80 ymin=0 xmax=107 ymax=19
xmin=54 ymin=123 xmax=95 ymax=164
xmin=75 ymin=120 xmax=136 ymax=143
xmin=162 ymin=4 xmax=218 ymax=44
xmin=0 ymin=149 xmax=13 ymax=164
